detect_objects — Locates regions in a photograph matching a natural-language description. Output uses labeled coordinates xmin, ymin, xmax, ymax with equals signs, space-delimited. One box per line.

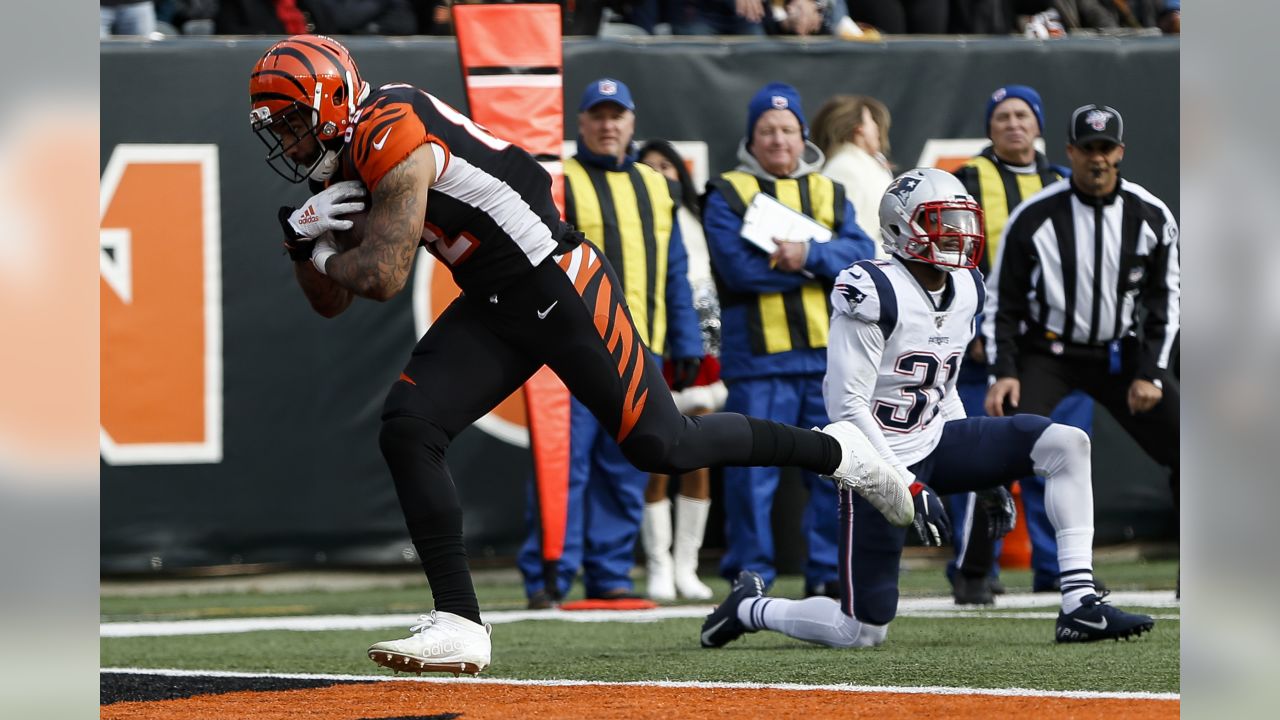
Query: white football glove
xmin=287 ymin=180 xmax=367 ymax=239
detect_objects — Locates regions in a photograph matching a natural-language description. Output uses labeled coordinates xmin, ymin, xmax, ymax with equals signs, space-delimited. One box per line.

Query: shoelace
xmin=409 ymin=611 xmax=438 ymax=635
xmin=1087 ymin=590 xmax=1112 ymax=607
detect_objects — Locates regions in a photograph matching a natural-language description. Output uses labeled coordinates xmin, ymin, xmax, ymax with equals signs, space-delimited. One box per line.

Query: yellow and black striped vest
xmin=958 ymin=151 xmax=1063 ymax=269
xmin=707 ymin=170 xmax=845 ymax=355
xmin=564 ymin=157 xmax=675 ymax=355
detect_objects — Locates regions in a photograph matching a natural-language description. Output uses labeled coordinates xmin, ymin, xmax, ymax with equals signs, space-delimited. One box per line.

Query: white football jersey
xmin=824 ymin=257 xmax=985 ymax=469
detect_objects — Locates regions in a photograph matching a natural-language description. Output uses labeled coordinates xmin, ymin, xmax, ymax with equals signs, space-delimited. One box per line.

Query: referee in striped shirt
xmin=984 ymin=104 xmax=1180 ymax=503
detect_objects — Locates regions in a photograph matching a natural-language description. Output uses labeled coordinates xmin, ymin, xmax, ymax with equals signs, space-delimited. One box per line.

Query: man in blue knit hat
xmin=950 ymin=84 xmax=1096 ymax=604
xmin=704 ymin=82 xmax=876 ymax=598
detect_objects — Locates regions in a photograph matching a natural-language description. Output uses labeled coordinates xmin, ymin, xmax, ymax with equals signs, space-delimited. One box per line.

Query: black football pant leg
xmin=508 ymin=244 xmax=840 ymax=476
xmin=382 ymin=295 xmax=542 ymax=623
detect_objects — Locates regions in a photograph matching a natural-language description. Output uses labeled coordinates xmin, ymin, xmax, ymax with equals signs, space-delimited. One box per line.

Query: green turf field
xmin=101 ymin=557 xmax=1179 ymax=693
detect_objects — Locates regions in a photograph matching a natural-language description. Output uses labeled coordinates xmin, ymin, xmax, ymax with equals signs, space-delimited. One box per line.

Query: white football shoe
xmin=367 ymin=611 xmax=492 ymax=676
xmin=818 ymin=421 xmax=914 ymax=527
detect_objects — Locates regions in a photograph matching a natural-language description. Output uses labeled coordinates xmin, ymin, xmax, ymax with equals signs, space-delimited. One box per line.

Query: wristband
xmin=312 ymin=239 xmax=338 ymax=276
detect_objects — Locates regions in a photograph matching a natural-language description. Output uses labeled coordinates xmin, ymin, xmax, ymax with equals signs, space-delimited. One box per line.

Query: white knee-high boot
xmin=673 ymin=495 xmax=713 ymax=599
xmin=642 ymin=498 xmax=675 ymax=601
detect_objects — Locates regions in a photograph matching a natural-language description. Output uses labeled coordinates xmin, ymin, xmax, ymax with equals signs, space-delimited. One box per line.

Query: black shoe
xmin=953 ymin=574 xmax=994 ymax=605
xmin=586 ymin=588 xmax=645 ymax=601
xmin=988 ymin=577 xmax=1007 ymax=595
xmin=804 ymin=581 xmax=840 ymax=599
xmin=700 ymin=570 xmax=765 ymax=648
xmin=527 ymin=590 xmax=556 ymax=610
xmin=1033 ymin=577 xmax=1058 ymax=593
xmin=1055 ymin=592 xmax=1154 ymax=643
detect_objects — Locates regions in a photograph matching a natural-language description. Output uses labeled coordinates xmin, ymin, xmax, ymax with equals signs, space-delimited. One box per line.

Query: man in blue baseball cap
xmin=951 ymin=84 xmax=1095 ymax=605
xmin=578 ymin=77 xmax=635 ymax=114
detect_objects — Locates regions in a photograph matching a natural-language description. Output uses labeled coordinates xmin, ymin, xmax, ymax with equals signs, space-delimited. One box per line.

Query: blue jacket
xmin=704 ymin=141 xmax=876 ymax=379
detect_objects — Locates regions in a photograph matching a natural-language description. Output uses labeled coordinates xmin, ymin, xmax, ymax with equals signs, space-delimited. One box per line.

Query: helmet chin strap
xmin=309 ymin=149 xmax=341 ymax=181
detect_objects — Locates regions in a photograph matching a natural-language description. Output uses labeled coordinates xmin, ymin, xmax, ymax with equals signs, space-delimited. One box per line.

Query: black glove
xmin=976 ymin=485 xmax=1017 ymax=539
xmin=669 ymin=356 xmax=702 ymax=392
xmin=909 ymin=482 xmax=952 ymax=547
xmin=278 ymin=206 xmax=315 ymax=262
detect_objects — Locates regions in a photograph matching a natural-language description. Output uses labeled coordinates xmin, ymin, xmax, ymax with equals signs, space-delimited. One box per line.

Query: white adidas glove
xmin=287 ymin=180 xmax=367 ymax=239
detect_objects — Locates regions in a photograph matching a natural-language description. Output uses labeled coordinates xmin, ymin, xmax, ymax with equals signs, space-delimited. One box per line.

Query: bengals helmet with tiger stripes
xmin=249 ymin=34 xmax=370 ymax=183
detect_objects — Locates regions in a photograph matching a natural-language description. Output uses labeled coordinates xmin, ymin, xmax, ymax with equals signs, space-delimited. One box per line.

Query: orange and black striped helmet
xmin=249 ymin=35 xmax=369 ymax=182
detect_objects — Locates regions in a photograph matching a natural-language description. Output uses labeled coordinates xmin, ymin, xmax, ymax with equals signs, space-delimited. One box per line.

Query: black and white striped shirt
xmin=983 ymin=177 xmax=1180 ymax=383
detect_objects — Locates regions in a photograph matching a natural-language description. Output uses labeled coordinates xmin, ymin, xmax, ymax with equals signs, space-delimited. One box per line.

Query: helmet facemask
xmin=898 ymin=200 xmax=985 ymax=270
xmin=251 ymin=103 xmax=339 ymax=183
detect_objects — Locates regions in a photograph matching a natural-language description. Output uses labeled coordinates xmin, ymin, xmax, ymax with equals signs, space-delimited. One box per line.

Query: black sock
xmin=744 ymin=417 xmax=840 ymax=475
xmin=407 ymin=511 xmax=482 ymax=625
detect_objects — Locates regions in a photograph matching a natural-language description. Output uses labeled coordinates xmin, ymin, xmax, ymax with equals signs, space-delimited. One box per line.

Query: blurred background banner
xmin=100 ymin=36 xmax=1178 ymax=574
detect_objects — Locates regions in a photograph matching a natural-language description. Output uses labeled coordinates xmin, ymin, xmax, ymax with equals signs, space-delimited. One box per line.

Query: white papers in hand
xmin=739 ymin=191 xmax=833 ymax=254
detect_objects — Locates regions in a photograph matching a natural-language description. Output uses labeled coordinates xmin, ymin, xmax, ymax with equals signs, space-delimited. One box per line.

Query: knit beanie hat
xmin=985 ymin=85 xmax=1044 ymax=134
xmin=746 ymin=82 xmax=807 ymax=144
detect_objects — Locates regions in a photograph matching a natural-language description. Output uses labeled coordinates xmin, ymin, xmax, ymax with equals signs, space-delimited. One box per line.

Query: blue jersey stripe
xmin=860 ymin=261 xmax=898 ymax=341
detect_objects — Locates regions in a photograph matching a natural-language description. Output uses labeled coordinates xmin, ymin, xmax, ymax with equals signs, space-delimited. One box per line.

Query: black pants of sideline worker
xmin=1013 ymin=350 xmax=1180 ymax=506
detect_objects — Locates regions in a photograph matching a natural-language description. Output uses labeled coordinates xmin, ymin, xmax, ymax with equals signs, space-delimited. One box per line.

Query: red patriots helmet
xmin=879 ymin=168 xmax=985 ymax=270
xmin=249 ymin=34 xmax=369 ymax=183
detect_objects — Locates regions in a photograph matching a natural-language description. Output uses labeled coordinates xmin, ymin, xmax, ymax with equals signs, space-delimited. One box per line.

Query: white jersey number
xmin=875 ymin=351 xmax=960 ymax=432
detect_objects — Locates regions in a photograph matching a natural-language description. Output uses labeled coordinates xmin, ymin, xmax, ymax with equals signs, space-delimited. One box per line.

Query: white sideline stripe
xmin=101 ymin=590 xmax=1178 ymax=638
xmin=100 ymin=667 xmax=1178 ymax=701
xmin=918 ymin=612 xmax=1181 ymax=620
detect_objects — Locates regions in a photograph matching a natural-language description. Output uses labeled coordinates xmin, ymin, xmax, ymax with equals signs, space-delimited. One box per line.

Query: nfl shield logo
xmin=771 ymin=95 xmax=789 ymax=110
xmin=599 ymin=80 xmax=618 ymax=96
xmin=935 ymin=316 xmax=945 ymax=329
xmin=1086 ymin=109 xmax=1112 ymax=131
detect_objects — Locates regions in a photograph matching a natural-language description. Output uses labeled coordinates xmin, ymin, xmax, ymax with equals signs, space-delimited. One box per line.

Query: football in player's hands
xmin=331 ymin=205 xmax=368 ymax=251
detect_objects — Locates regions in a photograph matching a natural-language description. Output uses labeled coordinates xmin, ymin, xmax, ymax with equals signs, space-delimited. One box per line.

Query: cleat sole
xmin=367 ymin=650 xmax=485 ymax=676
xmin=1055 ymin=620 xmax=1156 ymax=643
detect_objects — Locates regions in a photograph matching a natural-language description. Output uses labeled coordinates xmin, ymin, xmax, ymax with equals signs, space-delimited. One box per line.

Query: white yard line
xmin=101 ymin=590 xmax=1178 ymax=638
xmin=99 ymin=667 xmax=1179 ymax=701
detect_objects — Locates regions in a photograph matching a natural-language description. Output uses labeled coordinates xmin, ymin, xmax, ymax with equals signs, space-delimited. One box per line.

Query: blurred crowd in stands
xmin=102 ymin=0 xmax=1180 ymax=39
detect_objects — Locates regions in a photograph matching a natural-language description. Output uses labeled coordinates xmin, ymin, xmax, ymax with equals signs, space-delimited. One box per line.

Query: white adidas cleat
xmin=818 ymin=421 xmax=914 ymax=528
xmin=367 ymin=611 xmax=492 ymax=676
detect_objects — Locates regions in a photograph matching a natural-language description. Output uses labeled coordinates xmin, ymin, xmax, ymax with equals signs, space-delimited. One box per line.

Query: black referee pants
xmin=1015 ymin=350 xmax=1180 ymax=505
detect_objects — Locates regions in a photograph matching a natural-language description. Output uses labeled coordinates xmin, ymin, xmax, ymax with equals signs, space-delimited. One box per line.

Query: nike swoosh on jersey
xmin=536 ymin=301 xmax=558 ymax=320
xmin=700 ymin=617 xmax=729 ymax=645
xmin=373 ymin=127 xmax=393 ymax=150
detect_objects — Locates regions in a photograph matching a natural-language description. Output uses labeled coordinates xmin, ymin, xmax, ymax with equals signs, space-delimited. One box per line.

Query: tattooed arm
xmin=294 ymin=246 xmax=355 ymax=318
xmin=323 ymin=144 xmax=434 ymax=302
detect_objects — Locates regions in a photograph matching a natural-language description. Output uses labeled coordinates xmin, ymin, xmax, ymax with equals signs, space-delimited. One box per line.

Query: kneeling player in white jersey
xmin=700 ymin=168 xmax=1155 ymax=647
